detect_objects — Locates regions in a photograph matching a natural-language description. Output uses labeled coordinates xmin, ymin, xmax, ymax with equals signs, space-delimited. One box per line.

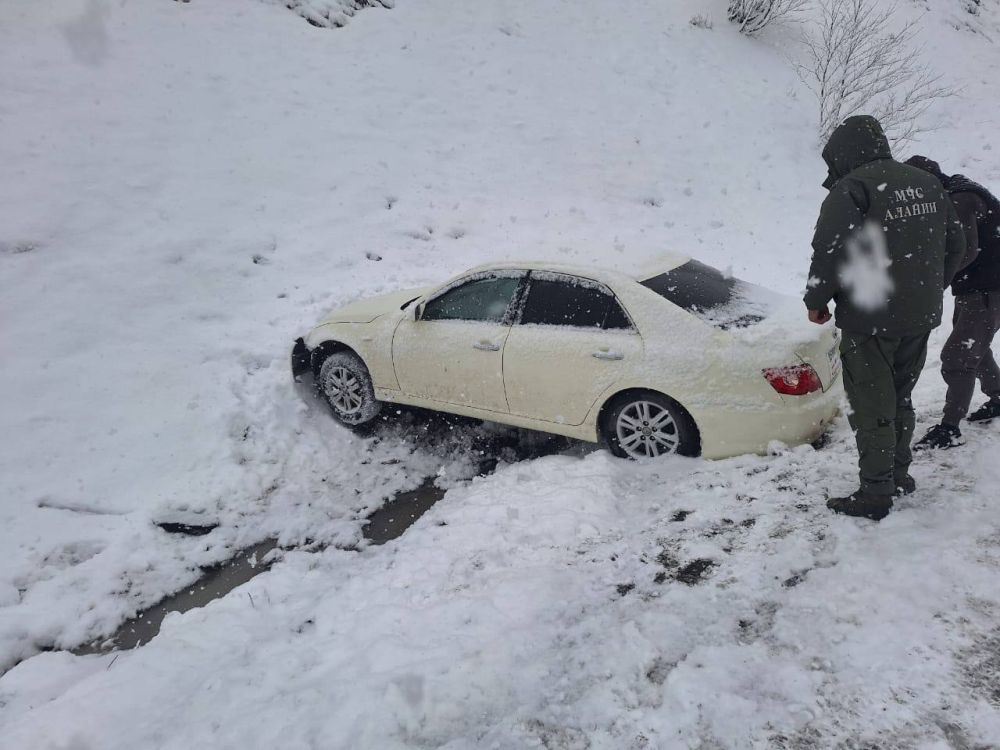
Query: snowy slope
xmin=1 ymin=0 xmax=1000 ymax=746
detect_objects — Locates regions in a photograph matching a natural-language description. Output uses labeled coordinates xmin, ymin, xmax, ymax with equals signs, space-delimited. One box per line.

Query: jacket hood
xmin=821 ymin=116 xmax=892 ymax=189
xmin=904 ymin=155 xmax=946 ymax=182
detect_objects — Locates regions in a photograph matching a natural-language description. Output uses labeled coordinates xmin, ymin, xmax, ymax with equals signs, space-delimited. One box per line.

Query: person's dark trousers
xmin=941 ymin=291 xmax=1000 ymax=426
xmin=840 ymin=332 xmax=930 ymax=495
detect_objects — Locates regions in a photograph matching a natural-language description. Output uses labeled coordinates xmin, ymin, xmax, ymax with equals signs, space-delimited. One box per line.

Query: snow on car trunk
xmin=640 ymin=259 xmax=841 ymax=394
xmin=639 ymin=259 xmax=782 ymax=331
xmin=734 ymin=299 xmax=842 ymax=395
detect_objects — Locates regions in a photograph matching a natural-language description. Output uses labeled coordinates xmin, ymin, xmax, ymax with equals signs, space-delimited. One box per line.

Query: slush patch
xmin=615 ymin=582 xmax=636 ymax=596
xmin=674 ymin=558 xmax=716 ymax=585
xmin=0 ymin=240 xmax=41 ymax=255
xmin=783 ymin=570 xmax=809 ymax=588
xmin=960 ymin=626 xmax=1000 ymax=706
xmin=156 ymin=521 xmax=219 ymax=537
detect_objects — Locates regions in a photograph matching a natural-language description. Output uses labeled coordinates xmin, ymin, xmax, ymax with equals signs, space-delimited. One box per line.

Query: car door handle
xmin=473 ymin=340 xmax=501 ymax=352
xmin=592 ymin=350 xmax=624 ymax=361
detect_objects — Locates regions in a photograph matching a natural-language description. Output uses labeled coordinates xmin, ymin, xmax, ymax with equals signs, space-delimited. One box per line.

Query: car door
xmin=391 ymin=272 xmax=525 ymax=413
xmin=502 ymin=271 xmax=643 ymax=425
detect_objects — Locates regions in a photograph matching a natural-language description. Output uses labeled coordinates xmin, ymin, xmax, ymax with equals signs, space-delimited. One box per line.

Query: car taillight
xmin=763 ymin=364 xmax=822 ymax=396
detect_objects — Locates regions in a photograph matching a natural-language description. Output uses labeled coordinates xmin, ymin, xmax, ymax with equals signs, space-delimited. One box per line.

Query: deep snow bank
xmin=5 ymin=440 xmax=1000 ymax=747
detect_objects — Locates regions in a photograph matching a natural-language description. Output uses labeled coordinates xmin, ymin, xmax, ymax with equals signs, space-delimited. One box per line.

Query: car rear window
xmin=640 ymin=260 xmax=771 ymax=329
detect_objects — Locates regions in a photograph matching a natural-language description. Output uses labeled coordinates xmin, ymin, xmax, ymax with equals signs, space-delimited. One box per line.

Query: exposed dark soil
xmin=75 ymin=477 xmax=453 ymax=654
xmin=674 ymin=558 xmax=716 ymax=585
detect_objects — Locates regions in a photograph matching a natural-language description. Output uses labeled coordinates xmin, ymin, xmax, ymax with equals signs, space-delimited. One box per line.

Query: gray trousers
xmin=942 ymin=291 xmax=1000 ymax=426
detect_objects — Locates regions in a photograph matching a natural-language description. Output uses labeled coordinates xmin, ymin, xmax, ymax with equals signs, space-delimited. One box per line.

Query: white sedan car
xmin=292 ymin=255 xmax=842 ymax=459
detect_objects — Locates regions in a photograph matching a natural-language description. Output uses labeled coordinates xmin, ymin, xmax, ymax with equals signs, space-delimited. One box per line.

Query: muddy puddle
xmin=74 ymin=478 xmax=448 ymax=655
xmin=73 ymin=539 xmax=281 ymax=654
xmin=71 ymin=394 xmax=576 ymax=657
xmin=362 ymin=478 xmax=446 ymax=545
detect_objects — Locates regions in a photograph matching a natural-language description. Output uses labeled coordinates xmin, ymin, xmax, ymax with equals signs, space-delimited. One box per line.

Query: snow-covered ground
xmin=1 ymin=0 xmax=999 ymax=746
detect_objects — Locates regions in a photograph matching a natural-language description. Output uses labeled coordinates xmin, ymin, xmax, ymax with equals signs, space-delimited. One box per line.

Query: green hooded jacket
xmin=804 ymin=116 xmax=967 ymax=337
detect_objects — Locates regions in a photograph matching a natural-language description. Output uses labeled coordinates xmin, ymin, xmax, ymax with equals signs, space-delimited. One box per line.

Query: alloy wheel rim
xmin=615 ymin=400 xmax=679 ymax=459
xmin=324 ymin=366 xmax=364 ymax=415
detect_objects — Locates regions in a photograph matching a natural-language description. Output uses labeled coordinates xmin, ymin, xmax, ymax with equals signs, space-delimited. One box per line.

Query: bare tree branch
xmin=728 ymin=0 xmax=809 ymax=36
xmin=797 ymin=0 xmax=956 ymax=146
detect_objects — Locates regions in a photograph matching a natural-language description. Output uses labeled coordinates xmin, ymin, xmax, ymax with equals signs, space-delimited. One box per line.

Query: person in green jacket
xmin=804 ymin=116 xmax=966 ymax=521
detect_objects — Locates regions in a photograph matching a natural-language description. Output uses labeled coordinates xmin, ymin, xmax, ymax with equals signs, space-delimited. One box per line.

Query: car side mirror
xmin=413 ymin=302 xmax=425 ymax=321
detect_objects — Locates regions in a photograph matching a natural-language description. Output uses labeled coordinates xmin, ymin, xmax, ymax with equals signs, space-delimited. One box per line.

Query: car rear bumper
xmin=696 ymin=381 xmax=843 ymax=460
xmin=291 ymin=337 xmax=311 ymax=381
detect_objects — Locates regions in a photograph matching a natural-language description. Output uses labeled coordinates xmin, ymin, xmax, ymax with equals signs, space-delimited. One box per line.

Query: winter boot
xmin=968 ymin=399 xmax=1000 ymax=423
xmin=894 ymin=475 xmax=917 ymax=496
xmin=914 ymin=423 xmax=963 ymax=451
xmin=826 ymin=491 xmax=894 ymax=521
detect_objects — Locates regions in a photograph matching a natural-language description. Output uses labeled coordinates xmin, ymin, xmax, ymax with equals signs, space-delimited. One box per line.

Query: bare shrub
xmin=961 ymin=0 xmax=982 ymax=15
xmin=280 ymin=0 xmax=393 ymax=29
xmin=727 ymin=0 xmax=808 ymax=35
xmin=799 ymin=0 xmax=955 ymax=145
xmin=690 ymin=13 xmax=714 ymax=29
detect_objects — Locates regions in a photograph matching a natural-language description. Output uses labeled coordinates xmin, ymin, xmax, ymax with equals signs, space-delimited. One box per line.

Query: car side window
xmin=520 ymin=276 xmax=632 ymax=330
xmin=420 ymin=275 xmax=521 ymax=323
xmin=602 ymin=299 xmax=632 ymax=330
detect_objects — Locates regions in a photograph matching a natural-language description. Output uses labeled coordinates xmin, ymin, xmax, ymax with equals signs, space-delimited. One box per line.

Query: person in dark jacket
xmin=804 ymin=116 xmax=966 ymax=521
xmin=905 ymin=156 xmax=1000 ymax=449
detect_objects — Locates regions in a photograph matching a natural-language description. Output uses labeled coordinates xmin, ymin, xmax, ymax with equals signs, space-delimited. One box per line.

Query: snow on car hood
xmin=317 ymin=287 xmax=431 ymax=325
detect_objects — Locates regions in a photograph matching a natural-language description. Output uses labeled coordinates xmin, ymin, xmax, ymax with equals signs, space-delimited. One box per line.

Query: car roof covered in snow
xmin=464 ymin=252 xmax=690 ymax=285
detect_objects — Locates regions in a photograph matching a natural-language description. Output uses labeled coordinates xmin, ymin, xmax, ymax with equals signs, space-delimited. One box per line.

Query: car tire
xmin=317 ymin=351 xmax=383 ymax=427
xmin=601 ymin=391 xmax=699 ymax=460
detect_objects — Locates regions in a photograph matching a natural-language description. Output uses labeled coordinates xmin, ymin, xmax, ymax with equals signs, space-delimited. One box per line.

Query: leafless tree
xmin=800 ymin=0 xmax=955 ymax=145
xmin=728 ymin=0 xmax=809 ymax=35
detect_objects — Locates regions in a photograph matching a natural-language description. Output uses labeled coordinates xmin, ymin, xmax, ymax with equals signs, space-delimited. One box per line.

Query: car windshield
xmin=640 ymin=260 xmax=774 ymax=329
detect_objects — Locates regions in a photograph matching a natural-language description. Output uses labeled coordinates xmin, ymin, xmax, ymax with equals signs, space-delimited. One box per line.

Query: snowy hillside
xmin=1 ymin=0 xmax=1000 ymax=746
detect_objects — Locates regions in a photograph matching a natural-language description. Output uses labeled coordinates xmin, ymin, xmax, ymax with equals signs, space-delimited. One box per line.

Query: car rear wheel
xmin=317 ymin=351 xmax=382 ymax=427
xmin=602 ymin=392 xmax=699 ymax=459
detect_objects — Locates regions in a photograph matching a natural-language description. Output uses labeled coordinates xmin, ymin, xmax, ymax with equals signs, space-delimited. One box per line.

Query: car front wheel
xmin=602 ymin=392 xmax=699 ymax=459
xmin=317 ymin=350 xmax=382 ymax=427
